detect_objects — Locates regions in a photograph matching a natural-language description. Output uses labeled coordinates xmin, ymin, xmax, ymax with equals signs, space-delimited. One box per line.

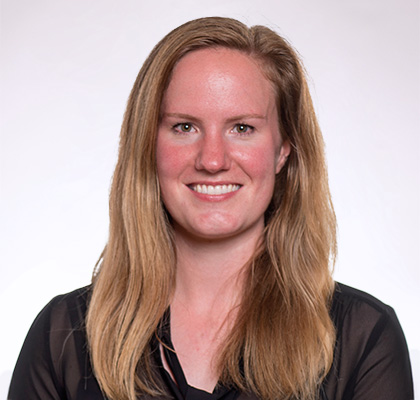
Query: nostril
xmin=195 ymin=152 xmax=230 ymax=172
xmin=195 ymin=137 xmax=231 ymax=172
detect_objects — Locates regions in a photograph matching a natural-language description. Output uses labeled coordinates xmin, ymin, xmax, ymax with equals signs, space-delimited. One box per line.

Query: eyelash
xmin=171 ymin=123 xmax=255 ymax=136
xmin=232 ymin=123 xmax=254 ymax=135
xmin=172 ymin=123 xmax=196 ymax=134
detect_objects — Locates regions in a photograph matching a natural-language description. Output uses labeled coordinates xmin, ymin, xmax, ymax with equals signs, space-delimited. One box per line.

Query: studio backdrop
xmin=1 ymin=0 xmax=419 ymax=396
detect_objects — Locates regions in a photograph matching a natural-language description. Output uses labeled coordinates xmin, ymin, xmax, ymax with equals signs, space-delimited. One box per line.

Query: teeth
xmin=193 ymin=184 xmax=241 ymax=194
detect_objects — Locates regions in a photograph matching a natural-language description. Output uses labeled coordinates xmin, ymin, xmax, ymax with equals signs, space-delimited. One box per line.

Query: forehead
xmin=161 ymin=48 xmax=276 ymax=115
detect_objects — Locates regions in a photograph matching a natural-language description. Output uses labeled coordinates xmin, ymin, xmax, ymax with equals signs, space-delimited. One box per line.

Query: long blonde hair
xmin=86 ymin=17 xmax=337 ymax=400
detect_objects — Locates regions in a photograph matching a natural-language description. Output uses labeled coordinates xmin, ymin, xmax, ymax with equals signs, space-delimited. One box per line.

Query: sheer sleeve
xmin=8 ymin=296 xmax=67 ymax=399
xmin=8 ymin=287 xmax=104 ymax=400
xmin=323 ymin=283 xmax=414 ymax=400
xmin=349 ymin=306 xmax=414 ymax=400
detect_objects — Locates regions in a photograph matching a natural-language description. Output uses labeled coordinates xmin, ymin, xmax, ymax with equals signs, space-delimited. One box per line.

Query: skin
xmin=156 ymin=47 xmax=290 ymax=392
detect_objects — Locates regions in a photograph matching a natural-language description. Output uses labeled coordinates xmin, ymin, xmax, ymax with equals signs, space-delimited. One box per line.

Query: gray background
xmin=1 ymin=0 xmax=419 ymax=396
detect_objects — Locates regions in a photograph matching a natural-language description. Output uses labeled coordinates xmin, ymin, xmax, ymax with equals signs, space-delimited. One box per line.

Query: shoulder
xmin=330 ymin=281 xmax=407 ymax=364
xmin=29 ymin=286 xmax=92 ymax=337
xmin=21 ymin=285 xmax=92 ymax=346
xmin=18 ymin=284 xmax=92 ymax=355
xmin=324 ymin=282 xmax=414 ymax=399
xmin=332 ymin=281 xmax=391 ymax=308
xmin=8 ymin=286 xmax=98 ymax=399
xmin=49 ymin=285 xmax=90 ymax=316
xmin=331 ymin=281 xmax=395 ymax=322
xmin=44 ymin=285 xmax=91 ymax=313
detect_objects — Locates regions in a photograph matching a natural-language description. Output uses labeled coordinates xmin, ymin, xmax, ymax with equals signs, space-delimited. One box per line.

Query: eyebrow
xmin=161 ymin=113 xmax=267 ymax=122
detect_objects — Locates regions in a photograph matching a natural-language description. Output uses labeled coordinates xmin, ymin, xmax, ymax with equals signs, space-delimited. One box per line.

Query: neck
xmin=167 ymin=226 xmax=264 ymax=392
xmin=172 ymin=225 xmax=263 ymax=316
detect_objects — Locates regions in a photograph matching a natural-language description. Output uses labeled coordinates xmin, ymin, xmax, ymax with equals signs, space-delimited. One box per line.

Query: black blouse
xmin=8 ymin=282 xmax=414 ymax=400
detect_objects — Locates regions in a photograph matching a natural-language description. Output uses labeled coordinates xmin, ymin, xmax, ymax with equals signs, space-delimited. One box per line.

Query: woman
xmin=9 ymin=17 xmax=413 ymax=400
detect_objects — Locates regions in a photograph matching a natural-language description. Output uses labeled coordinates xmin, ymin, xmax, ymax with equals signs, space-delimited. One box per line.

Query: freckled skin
xmin=156 ymin=48 xmax=290 ymax=242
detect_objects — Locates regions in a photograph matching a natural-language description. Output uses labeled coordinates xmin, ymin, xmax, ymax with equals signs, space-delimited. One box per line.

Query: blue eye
xmin=233 ymin=124 xmax=253 ymax=135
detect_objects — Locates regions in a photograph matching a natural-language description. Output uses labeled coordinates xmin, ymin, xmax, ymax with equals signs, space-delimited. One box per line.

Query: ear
xmin=275 ymin=140 xmax=291 ymax=174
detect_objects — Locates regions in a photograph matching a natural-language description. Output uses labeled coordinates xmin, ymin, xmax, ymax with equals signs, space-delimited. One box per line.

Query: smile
xmin=190 ymin=184 xmax=241 ymax=195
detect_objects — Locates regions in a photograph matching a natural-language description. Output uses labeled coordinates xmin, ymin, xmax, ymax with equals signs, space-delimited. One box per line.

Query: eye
xmin=232 ymin=124 xmax=254 ymax=135
xmin=173 ymin=123 xmax=196 ymax=134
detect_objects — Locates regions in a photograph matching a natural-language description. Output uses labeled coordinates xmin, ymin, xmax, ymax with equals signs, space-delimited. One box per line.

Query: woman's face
xmin=156 ymin=48 xmax=290 ymax=241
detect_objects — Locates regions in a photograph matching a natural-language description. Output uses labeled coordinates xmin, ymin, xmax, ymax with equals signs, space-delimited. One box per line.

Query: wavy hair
xmin=86 ymin=17 xmax=337 ymax=400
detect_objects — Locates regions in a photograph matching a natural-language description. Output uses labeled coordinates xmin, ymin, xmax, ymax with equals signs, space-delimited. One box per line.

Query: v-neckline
xmin=157 ymin=309 xmax=237 ymax=400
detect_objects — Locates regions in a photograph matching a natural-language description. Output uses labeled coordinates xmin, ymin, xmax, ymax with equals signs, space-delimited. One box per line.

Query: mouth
xmin=188 ymin=183 xmax=242 ymax=195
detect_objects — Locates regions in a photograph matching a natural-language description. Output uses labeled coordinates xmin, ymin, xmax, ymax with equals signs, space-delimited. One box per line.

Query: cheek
xmin=233 ymin=144 xmax=278 ymax=181
xmin=156 ymin=138 xmax=188 ymax=179
xmin=156 ymin=141 xmax=181 ymax=212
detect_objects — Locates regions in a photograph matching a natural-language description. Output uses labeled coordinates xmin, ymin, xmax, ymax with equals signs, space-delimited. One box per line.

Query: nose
xmin=195 ymin=131 xmax=231 ymax=173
